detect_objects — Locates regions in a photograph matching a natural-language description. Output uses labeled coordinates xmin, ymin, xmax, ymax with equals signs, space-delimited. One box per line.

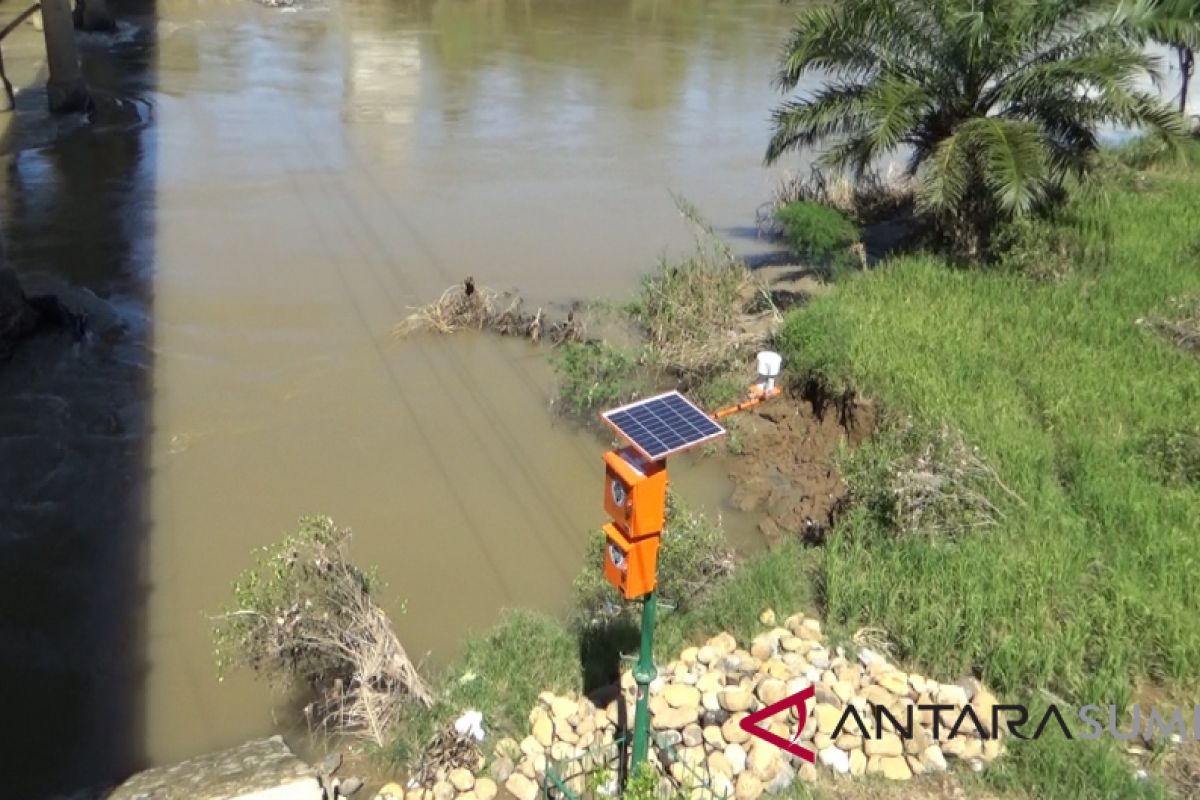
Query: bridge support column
xmin=40 ymin=0 xmax=90 ymax=112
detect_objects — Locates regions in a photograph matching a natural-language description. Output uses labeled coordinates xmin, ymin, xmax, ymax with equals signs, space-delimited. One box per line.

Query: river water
xmin=0 ymin=0 xmax=798 ymax=794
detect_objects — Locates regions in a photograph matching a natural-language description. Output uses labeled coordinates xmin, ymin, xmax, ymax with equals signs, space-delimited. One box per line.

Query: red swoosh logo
xmin=738 ymin=685 xmax=816 ymax=763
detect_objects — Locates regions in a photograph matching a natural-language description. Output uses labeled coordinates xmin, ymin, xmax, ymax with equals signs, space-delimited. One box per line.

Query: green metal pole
xmin=630 ymin=590 xmax=657 ymax=772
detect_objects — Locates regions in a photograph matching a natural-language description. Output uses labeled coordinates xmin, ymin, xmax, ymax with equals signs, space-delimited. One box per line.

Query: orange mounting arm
xmin=712 ymin=384 xmax=781 ymax=420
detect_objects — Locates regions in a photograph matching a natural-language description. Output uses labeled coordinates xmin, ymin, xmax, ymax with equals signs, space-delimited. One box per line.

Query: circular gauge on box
xmin=607 ymin=542 xmax=627 ymax=573
xmin=610 ymin=478 xmax=628 ymax=508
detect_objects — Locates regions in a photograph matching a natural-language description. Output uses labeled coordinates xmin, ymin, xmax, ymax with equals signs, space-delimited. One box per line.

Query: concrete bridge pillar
xmin=40 ymin=0 xmax=90 ymax=112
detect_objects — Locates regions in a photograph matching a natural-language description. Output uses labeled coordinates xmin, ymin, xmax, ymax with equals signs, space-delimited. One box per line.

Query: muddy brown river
xmin=0 ymin=0 xmax=806 ymax=794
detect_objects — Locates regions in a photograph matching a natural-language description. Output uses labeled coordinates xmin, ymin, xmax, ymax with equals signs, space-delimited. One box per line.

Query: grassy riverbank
xmin=776 ymin=142 xmax=1200 ymax=798
xmin=784 ymin=145 xmax=1200 ymax=703
xmin=376 ymin=144 xmax=1200 ymax=799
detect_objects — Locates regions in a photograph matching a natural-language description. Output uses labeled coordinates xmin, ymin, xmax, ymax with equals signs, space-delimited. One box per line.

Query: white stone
xmin=448 ymin=769 xmax=474 ymax=792
xmin=921 ymin=745 xmax=948 ymax=772
xmin=663 ymin=684 xmax=701 ymax=709
xmin=504 ymin=774 xmax=538 ymax=800
xmin=725 ymin=743 xmax=748 ymax=775
xmin=818 ymin=746 xmax=849 ymax=775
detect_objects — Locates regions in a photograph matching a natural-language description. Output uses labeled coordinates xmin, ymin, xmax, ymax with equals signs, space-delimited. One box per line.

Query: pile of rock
xmin=391 ymin=612 xmax=1004 ymax=800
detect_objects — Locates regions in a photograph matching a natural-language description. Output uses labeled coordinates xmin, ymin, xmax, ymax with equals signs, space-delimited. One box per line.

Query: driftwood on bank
xmin=394 ymin=277 xmax=585 ymax=346
xmin=213 ymin=516 xmax=431 ymax=748
xmin=410 ymin=726 xmax=483 ymax=788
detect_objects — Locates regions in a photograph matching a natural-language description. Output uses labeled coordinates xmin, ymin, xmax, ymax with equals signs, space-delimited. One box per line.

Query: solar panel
xmin=601 ymin=391 xmax=726 ymax=461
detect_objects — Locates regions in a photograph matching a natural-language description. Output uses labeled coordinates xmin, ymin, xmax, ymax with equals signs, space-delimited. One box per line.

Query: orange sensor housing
xmin=602 ymin=522 xmax=660 ymax=600
xmin=603 ymin=447 xmax=667 ymax=537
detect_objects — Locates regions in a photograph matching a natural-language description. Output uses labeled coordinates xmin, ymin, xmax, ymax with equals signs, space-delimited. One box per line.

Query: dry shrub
xmin=1161 ymin=741 xmax=1200 ymax=799
xmin=889 ymin=423 xmax=1025 ymax=536
xmin=396 ymin=277 xmax=585 ymax=345
xmin=212 ymin=516 xmax=431 ymax=746
xmin=397 ymin=278 xmax=506 ymax=335
xmin=846 ymin=418 xmax=1025 ymax=538
xmin=633 ymin=197 xmax=780 ymax=380
xmin=1137 ymin=294 xmax=1200 ymax=355
xmin=410 ymin=725 xmax=482 ymax=787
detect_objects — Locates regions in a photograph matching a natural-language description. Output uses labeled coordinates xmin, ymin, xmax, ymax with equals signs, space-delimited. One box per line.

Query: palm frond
xmin=764 ymin=84 xmax=871 ymax=164
xmin=1140 ymin=0 xmax=1200 ymax=49
xmin=964 ymin=118 xmax=1050 ymax=215
xmin=918 ymin=129 xmax=972 ymax=214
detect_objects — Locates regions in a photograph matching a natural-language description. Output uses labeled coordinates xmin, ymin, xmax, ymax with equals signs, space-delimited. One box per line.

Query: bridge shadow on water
xmin=0 ymin=0 xmax=157 ymax=795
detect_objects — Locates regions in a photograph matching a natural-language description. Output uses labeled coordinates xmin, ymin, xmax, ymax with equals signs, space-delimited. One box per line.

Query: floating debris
xmin=395 ymin=277 xmax=585 ymax=345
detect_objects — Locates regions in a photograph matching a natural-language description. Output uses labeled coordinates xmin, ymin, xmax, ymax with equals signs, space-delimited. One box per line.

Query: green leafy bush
xmin=552 ymin=198 xmax=776 ymax=414
xmin=774 ymin=201 xmax=860 ymax=268
xmin=552 ymin=341 xmax=646 ymax=416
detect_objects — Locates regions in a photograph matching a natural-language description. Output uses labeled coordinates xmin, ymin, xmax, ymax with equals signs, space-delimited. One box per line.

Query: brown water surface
xmin=1 ymin=0 xmax=802 ymax=793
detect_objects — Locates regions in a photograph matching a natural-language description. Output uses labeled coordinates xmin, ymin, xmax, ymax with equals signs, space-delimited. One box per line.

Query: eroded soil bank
xmin=729 ymin=390 xmax=877 ymax=540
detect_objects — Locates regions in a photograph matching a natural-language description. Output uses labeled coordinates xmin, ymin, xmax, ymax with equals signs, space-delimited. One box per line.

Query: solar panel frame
xmin=601 ymin=391 xmax=726 ymax=461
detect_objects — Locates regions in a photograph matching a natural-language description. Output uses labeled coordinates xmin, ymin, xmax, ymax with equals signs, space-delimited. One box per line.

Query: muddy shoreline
xmin=728 ymin=389 xmax=876 ymax=541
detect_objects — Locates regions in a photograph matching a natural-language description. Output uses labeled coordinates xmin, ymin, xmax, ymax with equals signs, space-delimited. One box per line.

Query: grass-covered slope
xmin=779 ymin=149 xmax=1200 ymax=706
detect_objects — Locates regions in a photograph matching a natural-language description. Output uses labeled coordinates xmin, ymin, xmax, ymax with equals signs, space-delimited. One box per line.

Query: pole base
xmin=74 ymin=0 xmax=117 ymax=32
xmin=46 ymin=78 xmax=90 ymax=113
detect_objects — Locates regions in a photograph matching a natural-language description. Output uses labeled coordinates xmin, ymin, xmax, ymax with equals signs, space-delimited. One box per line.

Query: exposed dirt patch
xmin=1162 ymin=741 xmax=1200 ymax=799
xmin=728 ymin=389 xmax=877 ymax=539
xmin=1126 ymin=683 xmax=1200 ymax=799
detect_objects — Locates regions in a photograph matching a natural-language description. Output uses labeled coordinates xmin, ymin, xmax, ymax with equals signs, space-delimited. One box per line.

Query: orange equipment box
xmin=602 ymin=522 xmax=660 ymax=600
xmin=603 ymin=447 xmax=667 ymax=538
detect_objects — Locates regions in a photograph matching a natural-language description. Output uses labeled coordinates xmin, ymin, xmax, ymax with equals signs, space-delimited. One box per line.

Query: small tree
xmin=213 ymin=516 xmax=431 ymax=745
xmin=766 ymin=0 xmax=1186 ymax=258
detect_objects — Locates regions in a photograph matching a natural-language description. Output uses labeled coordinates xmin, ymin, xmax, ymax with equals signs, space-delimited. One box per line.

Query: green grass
xmin=653 ymin=535 xmax=820 ymax=660
xmin=981 ymin=703 xmax=1164 ymax=800
xmin=386 ymin=609 xmax=580 ymax=768
xmin=781 ymin=168 xmax=1200 ymax=699
xmin=552 ymin=341 xmax=648 ymax=417
xmin=775 ymin=145 xmax=1200 ymax=796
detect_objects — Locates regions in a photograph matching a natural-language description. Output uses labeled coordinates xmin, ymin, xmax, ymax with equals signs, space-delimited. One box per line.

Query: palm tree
xmin=766 ymin=0 xmax=1186 ymax=257
xmin=1145 ymin=0 xmax=1199 ymax=114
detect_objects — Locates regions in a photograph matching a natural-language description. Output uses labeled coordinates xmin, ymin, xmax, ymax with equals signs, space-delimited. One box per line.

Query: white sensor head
xmin=756 ymin=350 xmax=783 ymax=392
